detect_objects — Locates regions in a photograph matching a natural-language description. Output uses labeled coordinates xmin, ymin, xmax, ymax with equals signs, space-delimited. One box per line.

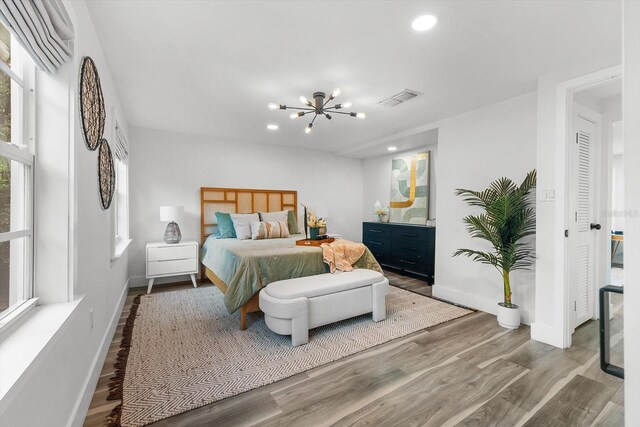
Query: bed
xmin=200 ymin=187 xmax=382 ymax=330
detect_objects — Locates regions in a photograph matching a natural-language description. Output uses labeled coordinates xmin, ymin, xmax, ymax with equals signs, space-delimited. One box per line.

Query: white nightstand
xmin=146 ymin=241 xmax=199 ymax=294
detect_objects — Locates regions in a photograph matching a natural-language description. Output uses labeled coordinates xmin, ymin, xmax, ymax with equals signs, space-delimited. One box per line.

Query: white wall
xmin=624 ymin=0 xmax=640 ymax=423
xmin=362 ymin=143 xmax=437 ymax=223
xmin=0 ymin=1 xmax=131 ymax=425
xmin=128 ymin=127 xmax=364 ymax=287
xmin=432 ymin=92 xmax=537 ymax=324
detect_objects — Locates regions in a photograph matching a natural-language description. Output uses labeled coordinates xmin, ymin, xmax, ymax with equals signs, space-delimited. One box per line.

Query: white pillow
xmin=231 ymin=213 xmax=259 ymax=240
xmin=259 ymin=210 xmax=288 ymax=223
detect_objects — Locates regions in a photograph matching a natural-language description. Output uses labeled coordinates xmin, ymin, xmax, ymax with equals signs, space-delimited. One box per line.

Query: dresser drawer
xmin=392 ymin=254 xmax=428 ymax=273
xmin=148 ymin=244 xmax=197 ymax=261
xmin=147 ymin=258 xmax=198 ymax=277
xmin=363 ymin=224 xmax=391 ymax=240
xmin=363 ymin=237 xmax=391 ymax=258
xmin=391 ymin=227 xmax=428 ymax=241
xmin=394 ymin=238 xmax=428 ymax=257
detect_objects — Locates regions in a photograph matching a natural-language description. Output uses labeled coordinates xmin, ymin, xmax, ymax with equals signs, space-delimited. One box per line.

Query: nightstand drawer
xmin=147 ymin=258 xmax=197 ymax=276
xmin=148 ymin=245 xmax=197 ymax=261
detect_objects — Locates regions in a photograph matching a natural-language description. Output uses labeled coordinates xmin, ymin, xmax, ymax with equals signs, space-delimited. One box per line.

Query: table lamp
xmin=160 ymin=205 xmax=184 ymax=244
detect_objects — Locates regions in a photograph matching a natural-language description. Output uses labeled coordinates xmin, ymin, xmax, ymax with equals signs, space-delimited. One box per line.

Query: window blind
xmin=113 ymin=120 xmax=128 ymax=161
xmin=0 ymin=0 xmax=74 ymax=74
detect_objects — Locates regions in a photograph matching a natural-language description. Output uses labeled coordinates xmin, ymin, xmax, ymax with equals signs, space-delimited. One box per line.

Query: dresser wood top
xmin=363 ymin=222 xmax=435 ymax=229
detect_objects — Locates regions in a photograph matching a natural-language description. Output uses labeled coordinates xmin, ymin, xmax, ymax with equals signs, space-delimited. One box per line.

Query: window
xmin=112 ymin=118 xmax=130 ymax=259
xmin=0 ymin=22 xmax=34 ymax=321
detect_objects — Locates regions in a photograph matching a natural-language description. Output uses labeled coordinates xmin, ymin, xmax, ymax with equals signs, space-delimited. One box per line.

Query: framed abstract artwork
xmin=389 ymin=151 xmax=430 ymax=224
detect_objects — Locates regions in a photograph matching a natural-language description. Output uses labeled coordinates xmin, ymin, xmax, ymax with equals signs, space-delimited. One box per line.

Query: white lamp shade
xmin=160 ymin=205 xmax=184 ymax=222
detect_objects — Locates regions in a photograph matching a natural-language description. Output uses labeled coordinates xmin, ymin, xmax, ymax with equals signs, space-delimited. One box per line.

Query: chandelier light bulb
xmin=342 ymin=101 xmax=352 ymax=109
xmin=356 ymin=112 xmax=366 ymax=119
xmin=290 ymin=112 xmax=299 ymax=119
xmin=305 ymin=123 xmax=313 ymax=134
xmin=267 ymin=103 xmax=278 ymax=110
xmin=299 ymin=96 xmax=308 ymax=105
xmin=331 ymin=88 xmax=341 ymax=98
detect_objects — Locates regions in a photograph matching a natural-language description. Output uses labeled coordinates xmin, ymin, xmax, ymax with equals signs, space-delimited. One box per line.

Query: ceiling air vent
xmin=378 ymin=89 xmax=421 ymax=107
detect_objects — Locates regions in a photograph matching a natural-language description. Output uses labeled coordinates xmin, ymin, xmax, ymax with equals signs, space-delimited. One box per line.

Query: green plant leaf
xmin=454 ymin=170 xmax=537 ymax=301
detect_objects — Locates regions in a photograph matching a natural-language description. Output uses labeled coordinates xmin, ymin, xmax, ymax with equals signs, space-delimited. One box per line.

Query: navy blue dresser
xmin=362 ymin=222 xmax=435 ymax=284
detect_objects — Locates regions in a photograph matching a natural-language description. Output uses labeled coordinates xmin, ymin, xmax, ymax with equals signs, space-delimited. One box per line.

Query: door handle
xmin=590 ymin=223 xmax=602 ymax=230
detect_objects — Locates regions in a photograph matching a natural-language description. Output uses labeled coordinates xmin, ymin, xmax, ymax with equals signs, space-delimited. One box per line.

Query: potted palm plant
xmin=453 ymin=170 xmax=536 ymax=329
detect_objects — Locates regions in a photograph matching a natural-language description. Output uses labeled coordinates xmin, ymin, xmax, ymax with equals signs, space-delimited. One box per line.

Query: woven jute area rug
xmin=109 ymin=285 xmax=471 ymax=426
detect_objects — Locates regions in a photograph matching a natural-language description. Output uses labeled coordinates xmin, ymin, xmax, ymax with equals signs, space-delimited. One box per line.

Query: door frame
xmin=557 ymin=65 xmax=622 ymax=348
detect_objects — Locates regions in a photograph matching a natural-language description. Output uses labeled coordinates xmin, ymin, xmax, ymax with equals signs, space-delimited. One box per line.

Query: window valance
xmin=0 ymin=0 xmax=74 ymax=73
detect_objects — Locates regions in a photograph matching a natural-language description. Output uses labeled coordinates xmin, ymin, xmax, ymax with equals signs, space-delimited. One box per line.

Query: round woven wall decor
xmin=79 ymin=56 xmax=106 ymax=151
xmin=98 ymin=139 xmax=115 ymax=210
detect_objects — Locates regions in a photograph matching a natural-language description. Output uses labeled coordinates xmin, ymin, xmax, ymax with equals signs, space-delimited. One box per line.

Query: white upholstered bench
xmin=258 ymin=269 xmax=389 ymax=346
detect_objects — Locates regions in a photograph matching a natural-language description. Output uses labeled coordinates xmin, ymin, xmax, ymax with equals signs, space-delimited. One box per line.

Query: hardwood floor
xmin=383 ymin=268 xmax=432 ymax=296
xmin=84 ymin=273 xmax=624 ymax=427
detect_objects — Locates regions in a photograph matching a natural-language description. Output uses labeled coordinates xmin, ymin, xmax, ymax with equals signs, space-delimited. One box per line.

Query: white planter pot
xmin=497 ymin=303 xmax=520 ymax=329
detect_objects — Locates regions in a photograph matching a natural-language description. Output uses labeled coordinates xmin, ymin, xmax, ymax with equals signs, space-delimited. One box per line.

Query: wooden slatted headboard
xmin=200 ymin=187 xmax=298 ymax=244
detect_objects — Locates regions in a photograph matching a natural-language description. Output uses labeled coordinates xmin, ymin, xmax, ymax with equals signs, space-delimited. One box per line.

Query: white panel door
xmin=569 ymin=105 xmax=600 ymax=329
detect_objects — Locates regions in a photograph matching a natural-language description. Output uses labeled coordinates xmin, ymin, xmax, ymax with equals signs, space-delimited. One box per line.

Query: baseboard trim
xmin=432 ymin=285 xmax=497 ymax=314
xmin=67 ymin=279 xmax=129 ymax=427
xmin=432 ymin=285 xmax=533 ymax=326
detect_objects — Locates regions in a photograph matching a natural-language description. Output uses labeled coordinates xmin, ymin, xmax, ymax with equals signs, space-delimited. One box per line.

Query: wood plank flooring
xmin=383 ymin=269 xmax=432 ymax=296
xmin=84 ymin=273 xmax=624 ymax=427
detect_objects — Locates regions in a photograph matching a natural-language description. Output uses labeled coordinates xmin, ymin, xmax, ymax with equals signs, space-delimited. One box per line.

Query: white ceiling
xmin=86 ymin=0 xmax=621 ymax=157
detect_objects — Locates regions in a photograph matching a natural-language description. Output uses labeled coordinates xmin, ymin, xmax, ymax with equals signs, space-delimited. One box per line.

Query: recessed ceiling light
xmin=388 ymin=146 xmax=398 ymax=152
xmin=412 ymin=15 xmax=437 ymax=32
xmin=266 ymin=124 xmax=279 ymax=130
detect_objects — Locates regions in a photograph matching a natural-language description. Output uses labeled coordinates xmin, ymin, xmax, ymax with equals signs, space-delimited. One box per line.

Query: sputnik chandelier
xmin=268 ymin=88 xmax=366 ymax=133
